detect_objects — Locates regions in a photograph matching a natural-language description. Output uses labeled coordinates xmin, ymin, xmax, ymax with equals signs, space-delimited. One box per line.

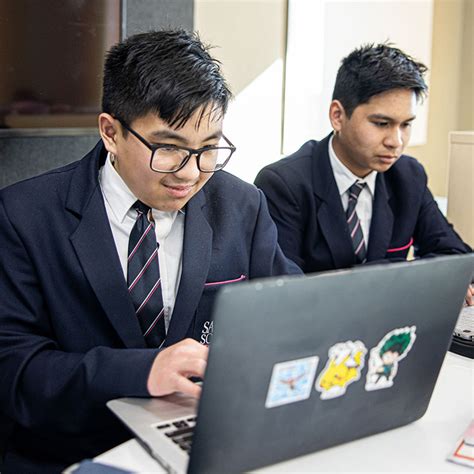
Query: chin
xmin=160 ymin=199 xmax=188 ymax=213
xmin=373 ymin=162 xmax=396 ymax=173
xmin=155 ymin=204 xmax=180 ymax=212
xmin=380 ymin=164 xmax=396 ymax=173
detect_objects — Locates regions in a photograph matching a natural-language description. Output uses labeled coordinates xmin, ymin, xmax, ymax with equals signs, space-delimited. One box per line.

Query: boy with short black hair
xmin=0 ymin=30 xmax=300 ymax=472
xmin=255 ymin=44 xmax=471 ymax=288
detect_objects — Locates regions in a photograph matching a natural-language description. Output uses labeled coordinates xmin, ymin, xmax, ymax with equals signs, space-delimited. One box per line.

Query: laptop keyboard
xmin=155 ymin=416 xmax=197 ymax=453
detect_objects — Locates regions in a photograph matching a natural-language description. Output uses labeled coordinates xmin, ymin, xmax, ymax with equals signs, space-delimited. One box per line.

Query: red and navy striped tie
xmin=346 ymin=181 xmax=367 ymax=264
xmin=127 ymin=201 xmax=166 ymax=347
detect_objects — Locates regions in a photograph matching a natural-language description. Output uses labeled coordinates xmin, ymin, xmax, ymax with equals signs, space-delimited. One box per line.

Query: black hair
xmin=380 ymin=332 xmax=412 ymax=356
xmin=102 ymin=29 xmax=232 ymax=129
xmin=332 ymin=43 xmax=428 ymax=117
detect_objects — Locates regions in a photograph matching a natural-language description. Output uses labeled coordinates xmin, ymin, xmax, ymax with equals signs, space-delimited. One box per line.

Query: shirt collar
xmin=328 ymin=135 xmax=377 ymax=197
xmin=100 ymin=153 xmax=137 ymax=223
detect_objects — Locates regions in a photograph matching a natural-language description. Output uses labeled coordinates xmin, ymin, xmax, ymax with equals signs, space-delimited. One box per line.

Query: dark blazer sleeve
xmin=254 ymin=168 xmax=307 ymax=270
xmin=413 ymin=172 xmax=471 ymax=256
xmin=0 ymin=197 xmax=157 ymax=433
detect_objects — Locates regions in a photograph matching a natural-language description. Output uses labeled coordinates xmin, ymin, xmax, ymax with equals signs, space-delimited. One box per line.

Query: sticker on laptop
xmin=265 ymin=356 xmax=319 ymax=408
xmin=365 ymin=326 xmax=417 ymax=391
xmin=315 ymin=340 xmax=367 ymax=400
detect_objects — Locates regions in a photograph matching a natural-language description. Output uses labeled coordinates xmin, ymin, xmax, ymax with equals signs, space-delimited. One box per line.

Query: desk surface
xmin=96 ymin=352 xmax=473 ymax=473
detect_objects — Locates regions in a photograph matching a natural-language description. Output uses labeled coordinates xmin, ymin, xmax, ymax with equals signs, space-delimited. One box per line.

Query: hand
xmin=147 ymin=338 xmax=208 ymax=398
xmin=466 ymin=284 xmax=474 ymax=306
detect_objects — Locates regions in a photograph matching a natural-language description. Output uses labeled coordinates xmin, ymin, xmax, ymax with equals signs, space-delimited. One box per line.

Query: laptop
xmin=108 ymin=254 xmax=474 ymax=473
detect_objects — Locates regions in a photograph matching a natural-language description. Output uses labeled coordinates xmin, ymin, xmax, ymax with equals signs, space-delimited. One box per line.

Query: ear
xmin=98 ymin=113 xmax=121 ymax=156
xmin=329 ymin=100 xmax=347 ymax=133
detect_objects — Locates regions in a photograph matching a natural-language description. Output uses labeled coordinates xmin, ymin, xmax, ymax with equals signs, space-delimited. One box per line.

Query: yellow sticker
xmin=315 ymin=340 xmax=367 ymax=400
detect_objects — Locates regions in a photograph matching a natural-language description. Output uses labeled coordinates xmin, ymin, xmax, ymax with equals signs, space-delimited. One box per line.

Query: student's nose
xmin=173 ymin=153 xmax=201 ymax=181
xmin=384 ymin=127 xmax=404 ymax=149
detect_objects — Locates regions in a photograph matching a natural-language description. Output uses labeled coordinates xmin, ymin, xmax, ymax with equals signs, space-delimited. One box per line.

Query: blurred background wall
xmin=1 ymin=0 xmax=472 ymax=200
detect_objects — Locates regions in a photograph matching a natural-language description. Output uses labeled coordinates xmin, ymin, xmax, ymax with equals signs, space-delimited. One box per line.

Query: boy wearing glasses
xmin=0 ymin=30 xmax=300 ymax=473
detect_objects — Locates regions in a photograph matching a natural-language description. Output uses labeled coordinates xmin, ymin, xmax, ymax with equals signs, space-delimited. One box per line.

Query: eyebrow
xmin=149 ymin=129 xmax=223 ymax=145
xmin=368 ymin=114 xmax=416 ymax=123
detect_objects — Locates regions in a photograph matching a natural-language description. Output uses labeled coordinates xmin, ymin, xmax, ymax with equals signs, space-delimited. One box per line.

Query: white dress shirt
xmin=99 ymin=153 xmax=184 ymax=330
xmin=328 ymin=136 xmax=377 ymax=246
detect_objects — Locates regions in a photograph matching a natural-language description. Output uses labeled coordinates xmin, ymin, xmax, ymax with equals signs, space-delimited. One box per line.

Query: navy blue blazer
xmin=254 ymin=135 xmax=470 ymax=273
xmin=0 ymin=141 xmax=300 ymax=472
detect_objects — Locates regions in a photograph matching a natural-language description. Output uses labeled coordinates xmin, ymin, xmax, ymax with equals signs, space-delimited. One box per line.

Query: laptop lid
xmin=108 ymin=254 xmax=473 ymax=473
xmin=188 ymin=254 xmax=473 ymax=473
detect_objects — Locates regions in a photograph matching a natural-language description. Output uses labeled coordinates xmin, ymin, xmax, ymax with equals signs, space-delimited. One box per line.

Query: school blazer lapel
xmin=164 ymin=190 xmax=212 ymax=346
xmin=312 ymin=136 xmax=356 ymax=268
xmin=367 ymin=174 xmax=394 ymax=260
xmin=67 ymin=144 xmax=146 ymax=348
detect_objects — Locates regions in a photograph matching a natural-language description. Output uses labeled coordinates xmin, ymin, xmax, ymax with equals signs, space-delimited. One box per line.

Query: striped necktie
xmin=127 ymin=201 xmax=166 ymax=347
xmin=346 ymin=181 xmax=367 ymax=264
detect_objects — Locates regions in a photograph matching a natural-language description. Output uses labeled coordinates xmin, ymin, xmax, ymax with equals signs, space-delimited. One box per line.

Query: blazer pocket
xmin=204 ymin=274 xmax=247 ymax=287
xmin=386 ymin=237 xmax=414 ymax=260
xmin=194 ymin=275 xmax=248 ymax=343
xmin=386 ymin=237 xmax=414 ymax=253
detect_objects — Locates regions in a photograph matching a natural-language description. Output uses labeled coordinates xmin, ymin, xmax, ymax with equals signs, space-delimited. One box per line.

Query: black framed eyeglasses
xmin=117 ymin=118 xmax=236 ymax=173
